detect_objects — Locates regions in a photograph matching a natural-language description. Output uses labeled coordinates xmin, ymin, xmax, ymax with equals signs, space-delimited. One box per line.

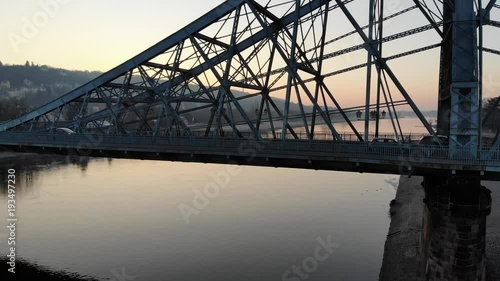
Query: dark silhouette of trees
xmin=0 ymin=96 xmax=30 ymax=121
xmin=483 ymin=97 xmax=500 ymax=132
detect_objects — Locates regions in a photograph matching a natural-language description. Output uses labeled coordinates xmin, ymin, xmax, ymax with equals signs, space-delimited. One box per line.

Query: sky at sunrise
xmin=1 ymin=0 xmax=499 ymax=110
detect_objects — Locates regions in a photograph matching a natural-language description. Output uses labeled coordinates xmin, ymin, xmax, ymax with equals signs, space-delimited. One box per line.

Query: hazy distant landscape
xmin=0 ymin=62 xmax=101 ymax=103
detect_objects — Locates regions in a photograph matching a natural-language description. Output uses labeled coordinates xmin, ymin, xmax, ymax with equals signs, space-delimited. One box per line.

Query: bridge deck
xmin=0 ymin=132 xmax=499 ymax=180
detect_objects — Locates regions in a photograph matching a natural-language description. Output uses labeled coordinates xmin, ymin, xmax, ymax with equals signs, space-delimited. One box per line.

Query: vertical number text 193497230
xmin=6 ymin=169 xmax=17 ymax=274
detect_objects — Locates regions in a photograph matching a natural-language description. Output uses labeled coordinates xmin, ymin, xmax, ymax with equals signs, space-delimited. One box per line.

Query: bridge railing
xmin=0 ymin=131 xmax=499 ymax=167
xmin=166 ymin=130 xmax=428 ymax=143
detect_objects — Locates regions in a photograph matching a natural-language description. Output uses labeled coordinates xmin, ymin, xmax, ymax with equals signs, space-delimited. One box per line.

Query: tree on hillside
xmin=0 ymin=61 xmax=3 ymax=66
xmin=25 ymin=60 xmax=30 ymax=67
xmin=0 ymin=96 xmax=30 ymax=121
xmin=483 ymin=97 xmax=500 ymax=132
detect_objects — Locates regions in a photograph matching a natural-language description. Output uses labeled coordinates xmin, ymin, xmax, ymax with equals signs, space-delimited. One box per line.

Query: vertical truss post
xmin=438 ymin=0 xmax=480 ymax=159
xmin=375 ymin=0 xmax=385 ymax=138
xmin=364 ymin=0 xmax=376 ymax=142
xmin=311 ymin=1 xmax=330 ymax=138
xmin=282 ymin=0 xmax=302 ymax=140
xmin=478 ymin=0 xmax=484 ymax=152
xmin=221 ymin=5 xmax=244 ymax=137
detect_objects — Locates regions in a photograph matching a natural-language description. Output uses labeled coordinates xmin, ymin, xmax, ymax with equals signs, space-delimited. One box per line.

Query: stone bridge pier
xmin=421 ymin=175 xmax=492 ymax=281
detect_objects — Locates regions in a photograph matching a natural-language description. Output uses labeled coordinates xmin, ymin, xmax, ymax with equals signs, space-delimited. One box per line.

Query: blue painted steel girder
xmin=438 ymin=0 xmax=482 ymax=159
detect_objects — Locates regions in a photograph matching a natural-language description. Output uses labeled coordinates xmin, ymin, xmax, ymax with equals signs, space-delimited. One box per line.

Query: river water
xmin=0 ymin=118 xmax=430 ymax=281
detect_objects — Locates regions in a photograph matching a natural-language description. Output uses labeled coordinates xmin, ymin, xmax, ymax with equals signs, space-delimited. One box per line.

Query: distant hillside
xmin=0 ymin=63 xmax=313 ymax=117
xmin=0 ymin=62 xmax=439 ymax=124
xmin=0 ymin=63 xmax=101 ymax=107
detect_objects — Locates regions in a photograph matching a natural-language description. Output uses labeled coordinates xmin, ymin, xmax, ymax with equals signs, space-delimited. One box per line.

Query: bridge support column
xmin=421 ymin=175 xmax=491 ymax=281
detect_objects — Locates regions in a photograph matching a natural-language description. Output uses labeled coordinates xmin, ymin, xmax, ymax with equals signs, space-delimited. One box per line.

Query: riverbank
xmin=0 ymin=151 xmax=95 ymax=171
xmin=483 ymin=181 xmax=500 ymax=281
xmin=379 ymin=177 xmax=500 ymax=281
xmin=378 ymin=176 xmax=425 ymax=281
xmin=0 ymin=257 xmax=100 ymax=281
xmin=0 ymin=152 xmax=53 ymax=164
xmin=0 ymin=152 xmax=33 ymax=161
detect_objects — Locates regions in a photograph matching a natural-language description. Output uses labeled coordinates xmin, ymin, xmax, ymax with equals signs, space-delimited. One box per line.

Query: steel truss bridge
xmin=1 ymin=0 xmax=500 ymax=180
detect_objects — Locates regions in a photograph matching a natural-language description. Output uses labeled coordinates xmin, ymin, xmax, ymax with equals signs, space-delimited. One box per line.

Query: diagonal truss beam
xmin=414 ymin=0 xmax=444 ymax=37
xmin=0 ymin=0 xmax=247 ymax=131
xmin=483 ymin=0 xmax=498 ymax=20
xmin=2 ymin=0 xmax=340 ymax=136
xmin=248 ymin=0 xmax=344 ymax=140
xmin=334 ymin=0 xmax=438 ymax=139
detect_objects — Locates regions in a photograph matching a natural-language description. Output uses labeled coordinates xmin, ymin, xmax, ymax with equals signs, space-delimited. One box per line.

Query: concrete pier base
xmin=422 ymin=176 xmax=492 ymax=281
